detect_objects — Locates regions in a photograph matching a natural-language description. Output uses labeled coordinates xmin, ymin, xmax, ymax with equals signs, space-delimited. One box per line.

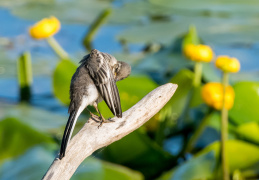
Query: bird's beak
xmin=114 ymin=73 xmax=119 ymax=81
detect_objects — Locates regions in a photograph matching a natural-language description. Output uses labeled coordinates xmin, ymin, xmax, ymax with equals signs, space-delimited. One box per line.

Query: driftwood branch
xmin=42 ymin=83 xmax=178 ymax=180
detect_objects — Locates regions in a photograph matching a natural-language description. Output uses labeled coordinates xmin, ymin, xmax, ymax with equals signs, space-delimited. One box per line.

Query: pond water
xmin=0 ymin=8 xmax=136 ymax=115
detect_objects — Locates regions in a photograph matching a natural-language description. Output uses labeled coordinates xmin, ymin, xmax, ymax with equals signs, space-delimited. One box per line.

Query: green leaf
xmin=0 ymin=147 xmax=53 ymax=180
xmin=74 ymin=158 xmax=144 ymax=180
xmin=189 ymin=86 xmax=203 ymax=107
xmin=232 ymin=169 xmax=244 ymax=180
xmin=53 ymin=59 xmax=77 ymax=105
xmin=135 ymin=48 xmax=193 ymax=76
xmin=98 ymin=76 xmax=158 ymax=118
xmin=160 ymin=69 xmax=194 ymax=120
xmin=158 ymin=151 xmax=216 ymax=180
xmin=206 ymin=111 xmax=221 ymax=131
xmin=182 ymin=25 xmax=201 ymax=48
xmin=229 ymin=81 xmax=259 ymax=125
xmin=198 ymin=140 xmax=259 ymax=173
xmin=206 ymin=111 xmax=237 ymax=134
xmin=236 ymin=122 xmax=259 ymax=144
xmin=161 ymin=140 xmax=259 ymax=180
xmin=0 ymin=146 xmax=143 ymax=180
xmin=117 ymin=76 xmax=158 ymax=109
xmin=0 ymin=117 xmax=54 ymax=164
xmin=100 ymin=131 xmax=173 ymax=179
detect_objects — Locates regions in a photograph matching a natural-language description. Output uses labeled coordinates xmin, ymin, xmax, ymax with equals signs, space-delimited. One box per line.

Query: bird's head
xmin=114 ymin=61 xmax=131 ymax=81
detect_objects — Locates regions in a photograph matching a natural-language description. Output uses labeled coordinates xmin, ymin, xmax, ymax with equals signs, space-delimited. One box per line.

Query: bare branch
xmin=42 ymin=83 xmax=178 ymax=180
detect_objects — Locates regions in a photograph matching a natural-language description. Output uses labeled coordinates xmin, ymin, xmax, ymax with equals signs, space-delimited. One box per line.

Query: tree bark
xmin=42 ymin=83 xmax=178 ymax=180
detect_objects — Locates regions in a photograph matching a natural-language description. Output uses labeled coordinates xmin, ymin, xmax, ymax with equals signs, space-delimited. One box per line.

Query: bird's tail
xmin=59 ymin=110 xmax=77 ymax=159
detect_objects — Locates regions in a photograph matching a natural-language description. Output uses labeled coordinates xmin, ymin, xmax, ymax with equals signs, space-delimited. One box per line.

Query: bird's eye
xmin=114 ymin=64 xmax=120 ymax=72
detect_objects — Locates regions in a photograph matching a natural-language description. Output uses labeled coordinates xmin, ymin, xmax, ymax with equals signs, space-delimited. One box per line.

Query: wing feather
xmin=86 ymin=54 xmax=122 ymax=117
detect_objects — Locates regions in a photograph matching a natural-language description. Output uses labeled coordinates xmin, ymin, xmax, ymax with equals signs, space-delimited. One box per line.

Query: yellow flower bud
xmin=201 ymin=82 xmax=235 ymax=110
xmin=29 ymin=16 xmax=61 ymax=39
xmin=215 ymin=56 xmax=240 ymax=73
xmin=183 ymin=44 xmax=213 ymax=62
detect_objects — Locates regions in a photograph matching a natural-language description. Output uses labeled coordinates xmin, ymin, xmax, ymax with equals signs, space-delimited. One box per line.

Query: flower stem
xmin=46 ymin=36 xmax=69 ymax=60
xmin=17 ymin=51 xmax=32 ymax=102
xmin=193 ymin=62 xmax=203 ymax=87
xmin=221 ymin=72 xmax=229 ymax=180
xmin=83 ymin=8 xmax=112 ymax=51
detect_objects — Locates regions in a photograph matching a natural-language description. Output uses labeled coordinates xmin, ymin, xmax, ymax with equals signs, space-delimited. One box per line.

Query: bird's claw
xmin=90 ymin=117 xmax=100 ymax=123
xmin=98 ymin=121 xmax=103 ymax=128
xmin=90 ymin=113 xmax=115 ymax=128
xmin=107 ymin=117 xmax=114 ymax=122
xmin=90 ymin=113 xmax=101 ymax=123
xmin=97 ymin=118 xmax=115 ymax=128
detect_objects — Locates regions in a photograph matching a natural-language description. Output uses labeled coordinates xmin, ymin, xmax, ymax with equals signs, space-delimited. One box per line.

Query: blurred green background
xmin=0 ymin=0 xmax=259 ymax=180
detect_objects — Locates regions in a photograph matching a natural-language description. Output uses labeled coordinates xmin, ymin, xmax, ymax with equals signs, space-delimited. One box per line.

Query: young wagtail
xmin=59 ymin=49 xmax=131 ymax=159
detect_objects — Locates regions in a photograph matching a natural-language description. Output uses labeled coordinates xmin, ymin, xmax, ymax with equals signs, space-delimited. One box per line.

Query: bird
xmin=59 ymin=49 xmax=131 ymax=159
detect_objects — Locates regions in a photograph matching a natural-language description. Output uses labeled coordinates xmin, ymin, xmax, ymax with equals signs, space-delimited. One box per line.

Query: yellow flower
xmin=201 ymin=82 xmax=235 ymax=110
xmin=29 ymin=16 xmax=61 ymax=39
xmin=183 ymin=44 xmax=214 ymax=62
xmin=183 ymin=44 xmax=196 ymax=59
xmin=215 ymin=55 xmax=240 ymax=73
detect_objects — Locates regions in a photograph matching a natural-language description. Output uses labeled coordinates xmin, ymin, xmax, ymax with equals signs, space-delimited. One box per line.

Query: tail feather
xmin=111 ymin=80 xmax=122 ymax=117
xmin=59 ymin=110 xmax=77 ymax=159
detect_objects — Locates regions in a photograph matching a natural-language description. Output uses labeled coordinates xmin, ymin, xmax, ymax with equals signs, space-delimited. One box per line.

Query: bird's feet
xmin=97 ymin=117 xmax=115 ymax=128
xmin=89 ymin=112 xmax=114 ymax=128
xmin=89 ymin=112 xmax=101 ymax=123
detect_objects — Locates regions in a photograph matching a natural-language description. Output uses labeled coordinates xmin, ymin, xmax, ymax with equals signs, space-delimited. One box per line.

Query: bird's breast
xmin=87 ymin=84 xmax=102 ymax=105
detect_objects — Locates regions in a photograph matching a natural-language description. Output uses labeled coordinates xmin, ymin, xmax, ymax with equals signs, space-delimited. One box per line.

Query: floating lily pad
xmin=135 ymin=46 xmax=193 ymax=84
xmin=99 ymin=130 xmax=174 ymax=179
xmin=0 ymin=103 xmax=66 ymax=133
xmin=0 ymin=146 xmax=144 ymax=180
xmin=116 ymin=14 xmax=259 ymax=45
xmin=198 ymin=140 xmax=259 ymax=173
xmin=74 ymin=158 xmax=144 ymax=180
xmin=0 ymin=0 xmax=111 ymax=24
xmin=158 ymin=151 xmax=216 ymax=180
xmin=0 ymin=117 xmax=55 ymax=164
xmin=160 ymin=140 xmax=259 ymax=179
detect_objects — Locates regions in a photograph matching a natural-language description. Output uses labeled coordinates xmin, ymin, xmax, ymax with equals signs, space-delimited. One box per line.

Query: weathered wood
xmin=42 ymin=83 xmax=178 ymax=180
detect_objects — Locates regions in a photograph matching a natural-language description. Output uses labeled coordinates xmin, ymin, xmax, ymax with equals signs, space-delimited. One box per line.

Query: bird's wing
xmin=86 ymin=55 xmax=122 ymax=117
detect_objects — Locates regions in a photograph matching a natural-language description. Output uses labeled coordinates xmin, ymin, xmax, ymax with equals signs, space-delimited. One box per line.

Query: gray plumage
xmin=59 ymin=49 xmax=131 ymax=159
